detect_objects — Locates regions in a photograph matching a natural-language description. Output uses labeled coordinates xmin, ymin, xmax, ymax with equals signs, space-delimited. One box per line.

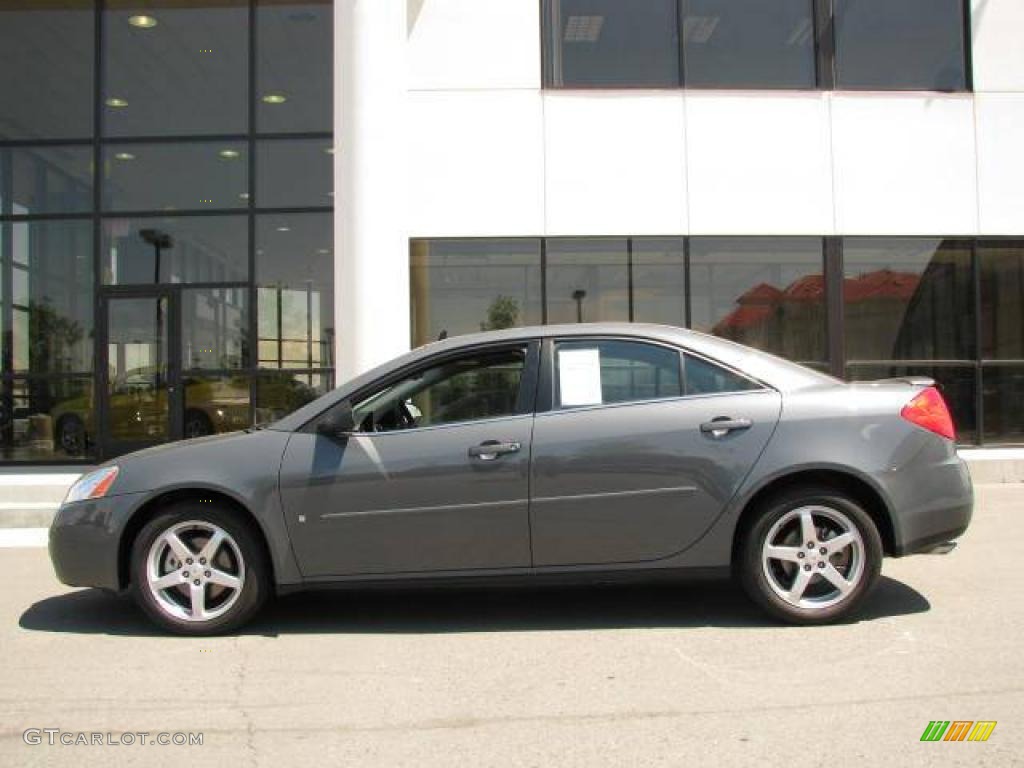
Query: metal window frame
xmin=539 ymin=0 xmax=973 ymax=93
xmin=0 ymin=0 xmax=335 ymax=464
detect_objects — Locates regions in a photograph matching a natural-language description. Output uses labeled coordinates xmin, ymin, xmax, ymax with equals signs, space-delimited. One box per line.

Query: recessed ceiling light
xmin=128 ymin=14 xmax=158 ymax=29
xmin=261 ymin=93 xmax=287 ymax=105
xmin=276 ymin=226 xmax=291 ymax=232
xmin=239 ymin=192 xmax=250 ymax=200
xmin=219 ymin=149 xmax=241 ymax=159
xmin=114 ymin=152 xmax=135 ymax=161
xmin=105 ymin=97 xmax=128 ymax=108
xmin=324 ymin=147 xmax=335 ymax=155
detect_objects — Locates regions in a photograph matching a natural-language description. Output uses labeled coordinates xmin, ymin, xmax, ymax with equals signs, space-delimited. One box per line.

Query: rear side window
xmin=684 ymin=354 xmax=761 ymax=395
xmin=555 ymin=340 xmax=682 ymax=408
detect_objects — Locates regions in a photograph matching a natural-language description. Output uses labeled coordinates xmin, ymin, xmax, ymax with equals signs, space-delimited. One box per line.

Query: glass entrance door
xmin=102 ymin=291 xmax=181 ymax=455
xmin=99 ymin=285 xmax=252 ymax=459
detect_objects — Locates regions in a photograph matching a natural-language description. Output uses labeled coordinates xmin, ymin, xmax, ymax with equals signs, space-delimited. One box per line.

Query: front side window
xmin=353 ymin=348 xmax=527 ymax=433
xmin=555 ymin=340 xmax=682 ymax=408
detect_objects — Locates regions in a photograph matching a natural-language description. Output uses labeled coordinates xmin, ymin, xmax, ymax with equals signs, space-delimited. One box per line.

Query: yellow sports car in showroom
xmin=51 ymin=370 xmax=317 ymax=455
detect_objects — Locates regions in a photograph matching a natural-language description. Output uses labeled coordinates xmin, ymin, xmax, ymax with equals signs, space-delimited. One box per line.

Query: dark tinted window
xmin=0 ymin=147 xmax=93 ymax=216
xmin=256 ymin=213 xmax=334 ymax=369
xmin=983 ymin=366 xmax=1024 ymax=444
xmin=682 ymin=0 xmax=816 ymax=88
xmin=690 ymin=238 xmax=826 ymax=363
xmin=545 ymin=0 xmax=680 ymax=87
xmin=102 ymin=216 xmax=248 ymax=284
xmin=684 ymin=354 xmax=760 ymax=395
xmin=256 ymin=371 xmax=329 ymax=425
xmin=256 ymin=140 xmax=334 ymax=209
xmin=632 ymin=238 xmax=687 ymax=327
xmin=103 ymin=142 xmax=248 ymax=212
xmin=409 ymin=239 xmax=543 ymax=348
xmin=181 ymin=288 xmax=248 ymax=370
xmin=834 ymin=0 xmax=967 ymax=91
xmin=0 ymin=2 xmax=94 ymax=140
xmin=980 ymin=243 xmax=1024 ymax=360
xmin=354 ymin=349 xmax=526 ymax=432
xmin=103 ymin=1 xmax=249 ymax=136
xmin=843 ymin=239 xmax=974 ymax=361
xmin=2 ymin=220 xmax=94 ymax=375
xmin=555 ymin=340 xmax=682 ymax=407
xmin=546 ymin=239 xmax=629 ymax=324
xmin=256 ymin=0 xmax=333 ymax=133
xmin=0 ymin=377 xmax=95 ymax=461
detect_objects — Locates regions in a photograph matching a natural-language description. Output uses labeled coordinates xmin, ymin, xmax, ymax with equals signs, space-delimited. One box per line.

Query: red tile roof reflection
xmin=713 ymin=269 xmax=919 ymax=331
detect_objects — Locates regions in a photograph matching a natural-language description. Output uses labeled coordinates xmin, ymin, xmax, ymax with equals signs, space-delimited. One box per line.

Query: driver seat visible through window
xmin=352 ymin=348 xmax=527 ymax=433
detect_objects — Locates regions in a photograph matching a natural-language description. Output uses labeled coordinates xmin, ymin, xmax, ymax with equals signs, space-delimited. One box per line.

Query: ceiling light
xmin=114 ymin=152 xmax=135 ymax=161
xmin=317 ymin=248 xmax=330 ymax=255
xmin=239 ymin=192 xmax=250 ymax=200
xmin=261 ymin=93 xmax=287 ymax=105
xmin=105 ymin=97 xmax=128 ymax=108
xmin=324 ymin=147 xmax=335 ymax=155
xmin=276 ymin=226 xmax=291 ymax=232
xmin=219 ymin=149 xmax=241 ymax=159
xmin=128 ymin=15 xmax=158 ymax=29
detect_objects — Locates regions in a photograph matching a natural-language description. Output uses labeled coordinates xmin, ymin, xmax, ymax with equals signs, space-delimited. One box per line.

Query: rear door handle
xmin=700 ymin=418 xmax=753 ymax=438
xmin=468 ymin=441 xmax=521 ymax=460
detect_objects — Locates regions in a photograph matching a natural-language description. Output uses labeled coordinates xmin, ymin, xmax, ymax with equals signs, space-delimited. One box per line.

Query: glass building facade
xmin=0 ymin=1 xmax=335 ymax=463
xmin=411 ymin=237 xmax=1024 ymax=447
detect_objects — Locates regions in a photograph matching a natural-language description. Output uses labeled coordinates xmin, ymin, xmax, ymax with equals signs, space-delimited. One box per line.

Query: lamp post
xmin=572 ymin=289 xmax=587 ymax=323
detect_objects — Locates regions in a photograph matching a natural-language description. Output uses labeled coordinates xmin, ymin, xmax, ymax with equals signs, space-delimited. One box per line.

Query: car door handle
xmin=700 ymin=418 xmax=753 ymax=438
xmin=468 ymin=441 xmax=521 ymax=460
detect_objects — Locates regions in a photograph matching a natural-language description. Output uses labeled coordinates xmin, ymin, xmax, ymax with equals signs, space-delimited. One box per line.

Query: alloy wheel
xmin=145 ymin=520 xmax=245 ymax=622
xmin=761 ymin=505 xmax=865 ymax=610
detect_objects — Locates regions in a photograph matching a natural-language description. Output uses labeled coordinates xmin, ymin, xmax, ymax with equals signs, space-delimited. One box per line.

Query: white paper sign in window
xmin=558 ymin=348 xmax=603 ymax=406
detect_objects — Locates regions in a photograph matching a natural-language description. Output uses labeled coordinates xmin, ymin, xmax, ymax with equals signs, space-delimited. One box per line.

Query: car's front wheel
xmin=129 ymin=503 xmax=269 ymax=635
xmin=738 ymin=487 xmax=883 ymax=624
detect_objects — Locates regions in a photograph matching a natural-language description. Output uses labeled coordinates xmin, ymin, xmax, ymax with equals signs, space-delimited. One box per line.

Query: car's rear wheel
xmin=129 ymin=503 xmax=269 ymax=635
xmin=738 ymin=487 xmax=883 ymax=624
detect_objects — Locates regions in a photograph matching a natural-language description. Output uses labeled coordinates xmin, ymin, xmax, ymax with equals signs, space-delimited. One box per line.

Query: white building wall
xmin=334 ymin=0 xmax=1024 ymax=376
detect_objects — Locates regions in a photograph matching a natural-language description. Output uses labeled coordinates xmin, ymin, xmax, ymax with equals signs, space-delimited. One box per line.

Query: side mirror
xmin=316 ymin=400 xmax=356 ymax=439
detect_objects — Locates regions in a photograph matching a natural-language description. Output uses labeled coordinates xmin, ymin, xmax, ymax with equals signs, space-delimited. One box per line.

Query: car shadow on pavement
xmin=19 ymin=576 xmax=930 ymax=637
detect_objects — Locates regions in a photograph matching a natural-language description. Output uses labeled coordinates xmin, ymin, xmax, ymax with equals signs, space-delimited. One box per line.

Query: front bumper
xmin=48 ymin=493 xmax=146 ymax=591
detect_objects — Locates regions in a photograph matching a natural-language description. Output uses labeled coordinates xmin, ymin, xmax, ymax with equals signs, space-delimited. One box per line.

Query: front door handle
xmin=468 ymin=441 xmax=521 ymax=460
xmin=700 ymin=417 xmax=753 ymax=439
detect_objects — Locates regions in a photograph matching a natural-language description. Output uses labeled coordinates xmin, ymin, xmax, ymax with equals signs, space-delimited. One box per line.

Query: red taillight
xmin=901 ymin=386 xmax=956 ymax=441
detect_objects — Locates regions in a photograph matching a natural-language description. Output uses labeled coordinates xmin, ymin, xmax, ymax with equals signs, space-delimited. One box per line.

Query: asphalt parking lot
xmin=1 ymin=485 xmax=1021 ymax=767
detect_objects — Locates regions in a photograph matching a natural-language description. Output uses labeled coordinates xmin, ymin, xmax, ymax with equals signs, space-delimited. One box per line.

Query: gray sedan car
xmin=49 ymin=324 xmax=972 ymax=634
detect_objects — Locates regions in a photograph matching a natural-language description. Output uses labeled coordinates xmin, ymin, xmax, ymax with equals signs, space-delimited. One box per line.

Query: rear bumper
xmin=48 ymin=493 xmax=144 ymax=591
xmin=883 ymin=455 xmax=973 ymax=557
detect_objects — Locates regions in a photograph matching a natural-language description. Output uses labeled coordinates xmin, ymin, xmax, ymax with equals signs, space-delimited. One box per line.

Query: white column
xmin=334 ymin=0 xmax=408 ymax=383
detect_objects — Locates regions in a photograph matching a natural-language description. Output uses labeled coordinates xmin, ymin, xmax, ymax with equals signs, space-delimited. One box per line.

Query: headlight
xmin=64 ymin=466 xmax=120 ymax=504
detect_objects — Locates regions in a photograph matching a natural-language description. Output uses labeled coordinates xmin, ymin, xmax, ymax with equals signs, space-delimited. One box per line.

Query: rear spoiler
xmin=858 ymin=376 xmax=935 ymax=388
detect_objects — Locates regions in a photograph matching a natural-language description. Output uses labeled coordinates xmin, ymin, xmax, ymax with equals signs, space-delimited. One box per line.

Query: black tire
xmin=129 ymin=502 xmax=270 ymax=635
xmin=737 ymin=486 xmax=883 ymax=625
xmin=56 ymin=415 xmax=87 ymax=456
xmin=183 ymin=409 xmax=214 ymax=439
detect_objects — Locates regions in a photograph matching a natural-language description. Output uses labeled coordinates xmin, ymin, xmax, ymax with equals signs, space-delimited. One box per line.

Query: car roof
xmin=269 ymin=323 xmax=839 ymax=432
